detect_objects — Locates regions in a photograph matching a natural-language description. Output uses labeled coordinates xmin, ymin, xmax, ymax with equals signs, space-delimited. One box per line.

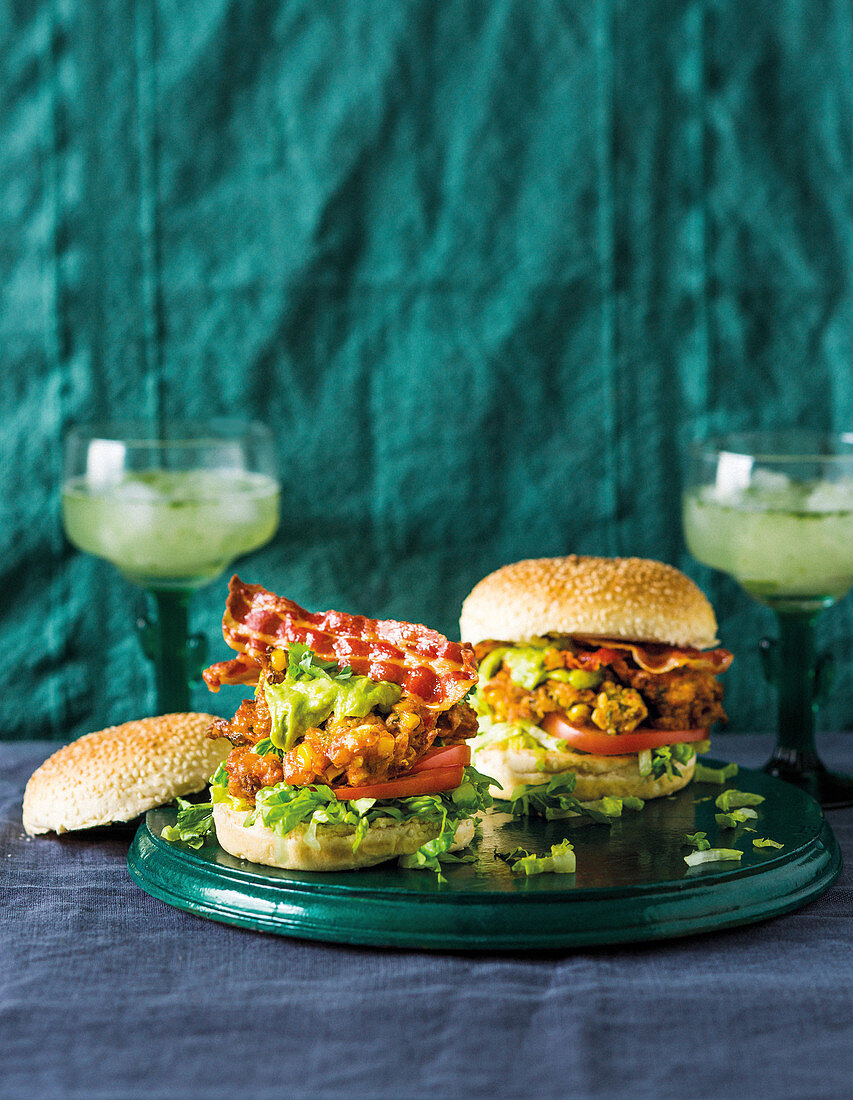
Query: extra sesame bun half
xmin=460 ymin=556 xmax=728 ymax=802
xmin=212 ymin=802 xmax=475 ymax=872
xmin=23 ymin=714 xmax=230 ymax=835
xmin=459 ymin=555 xmax=719 ymax=650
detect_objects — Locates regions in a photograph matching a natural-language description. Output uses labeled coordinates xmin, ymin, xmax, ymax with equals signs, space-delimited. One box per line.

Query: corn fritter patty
xmin=209 ymin=684 xmax=477 ymax=804
xmin=478 ymin=645 xmax=726 ymax=734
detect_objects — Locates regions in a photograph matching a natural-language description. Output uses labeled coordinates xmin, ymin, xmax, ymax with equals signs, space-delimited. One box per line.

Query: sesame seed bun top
xmin=22 ymin=713 xmax=229 ymax=835
xmin=459 ymin=555 xmax=719 ymax=649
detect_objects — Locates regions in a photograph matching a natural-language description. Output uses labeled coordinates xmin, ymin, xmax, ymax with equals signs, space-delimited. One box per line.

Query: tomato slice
xmin=332 ymin=764 xmax=465 ymax=801
xmin=540 ymin=713 xmax=708 ymax=755
xmin=407 ymin=744 xmax=471 ymax=773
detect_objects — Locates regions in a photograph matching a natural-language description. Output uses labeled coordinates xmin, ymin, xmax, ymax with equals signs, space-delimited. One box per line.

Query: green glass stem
xmin=136 ymin=588 xmax=207 ymax=714
xmin=758 ymin=609 xmax=853 ymax=807
xmin=763 ymin=610 xmax=824 ymax=781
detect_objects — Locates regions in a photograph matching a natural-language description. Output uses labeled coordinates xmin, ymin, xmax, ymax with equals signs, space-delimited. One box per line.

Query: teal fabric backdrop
xmin=1 ymin=0 xmax=851 ymax=740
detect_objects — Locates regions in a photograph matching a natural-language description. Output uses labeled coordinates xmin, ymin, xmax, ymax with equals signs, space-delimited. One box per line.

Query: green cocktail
xmin=683 ymin=432 xmax=853 ymax=807
xmin=683 ymin=478 xmax=853 ymax=610
xmin=63 ymin=469 xmax=280 ymax=589
xmin=62 ymin=421 xmax=280 ymax=715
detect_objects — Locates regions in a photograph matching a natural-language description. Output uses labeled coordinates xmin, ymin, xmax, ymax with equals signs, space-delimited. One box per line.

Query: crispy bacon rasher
xmin=573 ymin=637 xmax=734 ymax=675
xmin=203 ymin=576 xmax=478 ymax=709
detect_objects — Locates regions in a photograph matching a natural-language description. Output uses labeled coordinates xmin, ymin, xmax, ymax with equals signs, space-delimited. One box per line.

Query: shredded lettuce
xmin=392 ymin=769 xmax=499 ymax=880
xmin=693 ymin=760 xmax=739 ymax=784
xmin=398 ymin=841 xmax=476 ymax=877
xmin=287 ymin=642 xmax=354 ymax=682
xmin=683 ymin=831 xmax=711 ymax=851
xmin=166 ymin=765 xmax=496 ymax=880
xmin=650 ymin=746 xmax=677 ymax=779
xmin=576 ymin=795 xmax=642 ymax=821
xmin=684 ymin=847 xmax=743 ymax=866
xmin=497 ymin=838 xmax=576 ymax=875
xmin=715 ymin=790 xmax=765 ymax=812
xmin=253 ymin=783 xmax=347 ymax=837
xmin=650 ymin=742 xmax=696 ymax=780
xmin=715 ymin=808 xmax=759 ymax=829
xmin=160 ymin=799 xmax=215 ymax=849
xmin=711 ymin=789 xmax=764 ymax=831
xmin=753 ymin=837 xmax=784 ymax=850
xmin=253 ymin=767 xmax=493 ymax=833
xmin=470 ymin=717 xmax=573 ymax=756
xmin=252 ymin=737 xmax=282 ymax=758
xmin=503 ymin=772 xmax=644 ymax=824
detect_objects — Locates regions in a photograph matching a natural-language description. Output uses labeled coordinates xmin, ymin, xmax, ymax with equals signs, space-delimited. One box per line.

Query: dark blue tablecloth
xmin=2 ymin=735 xmax=852 ymax=1100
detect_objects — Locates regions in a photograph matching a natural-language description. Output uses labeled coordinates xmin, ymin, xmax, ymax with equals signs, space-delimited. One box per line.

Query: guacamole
xmin=263 ymin=668 xmax=402 ymax=752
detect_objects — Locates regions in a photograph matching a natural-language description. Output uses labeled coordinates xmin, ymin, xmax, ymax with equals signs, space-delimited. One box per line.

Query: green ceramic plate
xmin=127 ymin=761 xmax=841 ymax=949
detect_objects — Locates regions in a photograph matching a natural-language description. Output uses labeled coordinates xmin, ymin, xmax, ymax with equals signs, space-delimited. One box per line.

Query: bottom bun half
xmin=212 ymin=801 xmax=475 ymax=872
xmin=473 ymin=745 xmax=696 ymax=801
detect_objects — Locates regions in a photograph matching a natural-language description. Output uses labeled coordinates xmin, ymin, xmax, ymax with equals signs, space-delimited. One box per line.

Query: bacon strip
xmin=203 ymin=576 xmax=478 ymax=708
xmin=574 ymin=637 xmax=733 ymax=674
xmin=203 ymin=653 xmax=260 ymax=690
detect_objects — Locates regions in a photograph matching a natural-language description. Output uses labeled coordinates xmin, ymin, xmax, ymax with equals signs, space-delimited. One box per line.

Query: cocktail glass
xmin=683 ymin=430 xmax=853 ymax=807
xmin=62 ymin=419 xmax=280 ymax=714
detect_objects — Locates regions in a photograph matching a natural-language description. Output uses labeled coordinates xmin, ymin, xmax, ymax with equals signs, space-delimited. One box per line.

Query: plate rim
xmin=127 ymin=760 xmax=843 ymax=948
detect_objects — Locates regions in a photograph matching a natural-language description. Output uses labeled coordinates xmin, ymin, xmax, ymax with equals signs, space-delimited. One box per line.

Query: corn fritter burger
xmin=163 ymin=576 xmax=492 ymax=872
xmin=459 ymin=556 xmax=733 ymax=801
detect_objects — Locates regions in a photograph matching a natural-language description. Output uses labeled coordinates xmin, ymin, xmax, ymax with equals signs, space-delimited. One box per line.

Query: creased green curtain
xmin=0 ymin=0 xmax=851 ymax=740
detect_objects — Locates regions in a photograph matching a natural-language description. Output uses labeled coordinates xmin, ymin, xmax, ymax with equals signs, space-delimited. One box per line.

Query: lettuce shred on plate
xmin=162 ymin=762 xmax=496 ymax=881
xmin=684 ymin=848 xmax=743 ymax=867
xmin=715 ymin=808 xmax=759 ymax=829
xmin=693 ymin=760 xmax=739 ymax=784
xmin=682 ymin=831 xmax=744 ymax=865
xmin=497 ymin=838 xmax=576 ymax=876
xmin=683 ymin=831 xmax=711 ymax=851
xmin=715 ymin=790 xmax=765 ymax=812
